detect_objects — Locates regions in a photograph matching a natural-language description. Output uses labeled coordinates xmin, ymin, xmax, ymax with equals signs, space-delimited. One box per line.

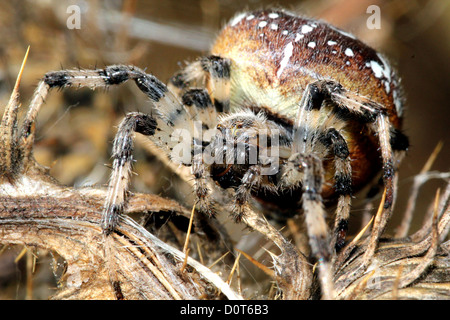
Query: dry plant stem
xmin=236 ymin=248 xmax=275 ymax=278
xmin=411 ymin=181 xmax=450 ymax=243
xmin=391 ymin=264 xmax=404 ymax=300
xmin=334 ymin=190 xmax=384 ymax=273
xmin=396 ymin=141 xmax=445 ymax=238
xmin=396 ymin=190 xmax=440 ymax=289
xmin=360 ymin=202 xmax=374 ymax=234
xmin=438 ymin=184 xmax=450 ymax=242
xmin=0 ymin=187 xmax=242 ymax=300
xmin=0 ymin=47 xmax=29 ymax=178
xmin=183 ymin=204 xmax=196 ymax=253
xmin=26 ymin=250 xmax=34 ymax=300
xmin=242 ymin=207 xmax=312 ymax=300
xmin=227 ymin=252 xmax=241 ymax=285
xmin=363 ymin=174 xmax=398 ymax=267
xmin=345 ymin=269 xmax=375 ymax=300
xmin=334 ymin=180 xmax=450 ymax=300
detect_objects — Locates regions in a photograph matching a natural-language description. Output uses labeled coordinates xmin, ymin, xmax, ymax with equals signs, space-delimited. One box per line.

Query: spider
xmin=22 ymin=9 xmax=409 ymax=298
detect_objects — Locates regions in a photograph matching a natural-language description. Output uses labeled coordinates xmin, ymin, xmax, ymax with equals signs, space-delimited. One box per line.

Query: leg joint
xmin=320 ymin=128 xmax=349 ymax=159
xmin=44 ymin=71 xmax=70 ymax=88
xmin=390 ymin=128 xmax=409 ymax=151
xmin=334 ymin=173 xmax=352 ymax=196
xmin=134 ymin=75 xmax=168 ymax=102
xmin=100 ymin=65 xmax=131 ymax=85
xmin=201 ymin=55 xmax=231 ymax=79
xmin=304 ymin=83 xmax=325 ymax=111
xmin=182 ymin=89 xmax=212 ymax=109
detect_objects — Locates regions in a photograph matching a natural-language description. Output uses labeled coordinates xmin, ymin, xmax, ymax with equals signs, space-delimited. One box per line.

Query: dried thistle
xmin=334 ymin=183 xmax=449 ymax=299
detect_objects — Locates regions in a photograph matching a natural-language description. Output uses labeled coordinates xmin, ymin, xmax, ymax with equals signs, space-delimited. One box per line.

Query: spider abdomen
xmin=212 ymin=9 xmax=402 ymax=126
xmin=210 ymin=9 xmax=405 ymax=204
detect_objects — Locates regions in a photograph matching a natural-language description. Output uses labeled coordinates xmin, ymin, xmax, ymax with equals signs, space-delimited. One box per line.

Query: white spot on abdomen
xmin=258 ymin=21 xmax=268 ymax=28
xmin=384 ymin=81 xmax=391 ymax=94
xmin=307 ymin=42 xmax=316 ymax=48
xmin=295 ymin=33 xmax=304 ymax=42
xmin=393 ymin=87 xmax=403 ymax=116
xmin=369 ymin=55 xmax=392 ymax=85
xmin=301 ymin=25 xmax=314 ymax=34
xmin=370 ymin=60 xmax=384 ymax=78
xmin=376 ymin=54 xmax=392 ymax=82
xmin=277 ymin=42 xmax=294 ymax=78
xmin=344 ymin=48 xmax=354 ymax=57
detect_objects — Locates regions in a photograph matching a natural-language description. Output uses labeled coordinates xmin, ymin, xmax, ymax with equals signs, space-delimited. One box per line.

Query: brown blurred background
xmin=0 ymin=0 xmax=449 ymax=299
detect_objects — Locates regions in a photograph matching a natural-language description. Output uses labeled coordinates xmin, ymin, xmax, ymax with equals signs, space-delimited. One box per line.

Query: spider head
xmin=205 ymin=110 xmax=284 ymax=189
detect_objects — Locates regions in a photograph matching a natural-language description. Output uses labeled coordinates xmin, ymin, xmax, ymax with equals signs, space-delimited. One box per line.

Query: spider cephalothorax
xmin=23 ymin=9 xmax=408 ymax=299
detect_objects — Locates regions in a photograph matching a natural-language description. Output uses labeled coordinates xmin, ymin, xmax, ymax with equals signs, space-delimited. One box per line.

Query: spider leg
xmin=320 ymin=128 xmax=352 ymax=252
xmin=232 ymin=165 xmax=262 ymax=222
xmin=169 ymin=58 xmax=231 ymax=216
xmin=21 ymin=65 xmax=209 ymax=234
xmin=102 ymin=112 xmax=158 ymax=234
xmin=169 ymin=55 xmax=231 ymax=113
xmin=224 ymin=162 xmax=313 ymax=299
xmin=291 ymin=82 xmax=352 ymax=254
xmin=201 ymin=56 xmax=231 ymax=113
xmin=106 ymin=88 xmax=223 ymax=231
xmin=321 ymin=81 xmax=395 ymax=207
xmin=19 ymin=65 xmax=191 ymax=154
xmin=182 ymin=88 xmax=218 ymax=130
xmin=279 ymin=83 xmax=336 ymax=299
xmin=191 ymin=154 xmax=215 ymax=217
xmin=314 ymin=80 xmax=408 ymax=263
xmin=103 ymin=87 xmax=221 ymax=233
xmin=287 ymin=79 xmax=406 ymax=297
xmin=182 ymin=89 xmax=218 ymax=217
xmin=287 ymin=153 xmax=335 ymax=299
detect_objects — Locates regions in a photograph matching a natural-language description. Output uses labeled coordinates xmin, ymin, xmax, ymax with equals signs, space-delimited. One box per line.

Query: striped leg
xmin=297 ymin=81 xmax=401 ymax=237
xmin=183 ymin=89 xmax=217 ymax=217
xmin=201 ymin=56 xmax=231 ymax=113
xmin=322 ymin=82 xmax=396 ymax=262
xmin=181 ymin=88 xmax=218 ymax=130
xmin=233 ymin=165 xmax=262 ymax=222
xmin=286 ymin=83 xmax=336 ymax=298
xmin=102 ymin=112 xmax=158 ymax=234
xmin=20 ymin=65 xmax=192 ymax=152
xmin=168 ymin=55 xmax=231 ymax=113
xmin=320 ymin=128 xmax=352 ymax=252
xmin=291 ymin=82 xmax=352 ymax=253
xmin=287 ymin=153 xmax=335 ymax=299
xmin=20 ymin=65 xmax=202 ymax=234
xmin=104 ymin=87 xmax=223 ymax=233
xmin=321 ymin=81 xmax=395 ymax=212
xmin=103 ymin=88 xmax=222 ymax=234
xmin=288 ymin=79 xmax=407 ymax=297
